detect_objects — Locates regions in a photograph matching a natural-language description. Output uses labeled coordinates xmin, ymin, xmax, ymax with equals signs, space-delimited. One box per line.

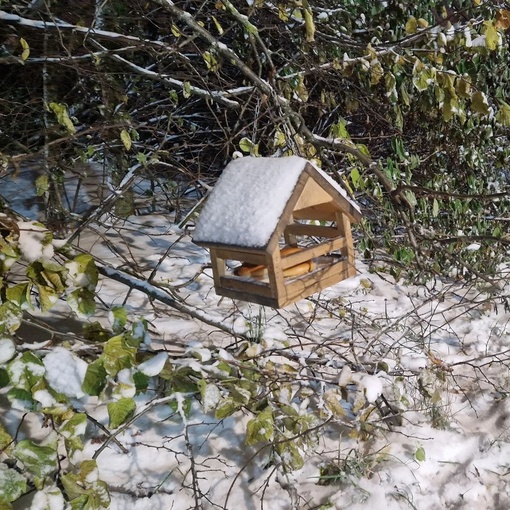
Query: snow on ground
xmin=4 ymin=212 xmax=510 ymax=509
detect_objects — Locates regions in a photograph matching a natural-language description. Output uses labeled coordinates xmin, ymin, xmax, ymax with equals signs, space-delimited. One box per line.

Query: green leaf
xmin=60 ymin=414 xmax=87 ymax=456
xmin=412 ymin=60 xmax=436 ymax=92
xmin=198 ymin=379 xmax=221 ymax=413
xmin=5 ymin=283 xmax=31 ymax=308
xmin=275 ymin=440 xmax=304 ymax=471
xmin=120 ymin=129 xmax=132 ymax=151
xmin=415 ymin=446 xmax=426 ymax=462
xmin=215 ymin=397 xmax=241 ymax=419
xmin=0 ymin=422 xmax=13 ymax=451
xmin=471 ymin=91 xmax=489 ymax=115
xmin=496 ymin=101 xmax=510 ymax=125
xmin=107 ymin=397 xmax=136 ymax=428
xmin=246 ymin=407 xmax=274 ymax=445
xmin=432 ymin=198 xmax=439 ymax=218
xmin=66 ymin=254 xmax=98 ymax=291
xmin=0 ymin=368 xmax=9 ymax=387
xmin=203 ymin=51 xmax=219 ymax=72
xmin=239 ymin=137 xmax=254 ymax=153
xmin=13 ymin=439 xmax=57 ymax=479
xmin=110 ymin=306 xmax=127 ymax=332
xmin=7 ymin=352 xmax=45 ymax=391
xmin=182 ymin=81 xmax=191 ymax=99
xmin=48 ymin=102 xmax=76 ymax=134
xmin=6 ymin=388 xmax=35 ymax=409
xmin=35 ymin=175 xmax=49 ymax=196
xmin=350 ymin=167 xmax=361 ymax=189
xmin=61 ymin=460 xmax=110 ymax=509
xmin=102 ymin=334 xmax=137 ymax=376
xmin=0 ymin=464 xmax=27 ymax=503
xmin=67 ymin=288 xmax=96 ymax=319
xmin=82 ymin=359 xmax=107 ymax=396
xmin=0 ymin=301 xmax=23 ymax=335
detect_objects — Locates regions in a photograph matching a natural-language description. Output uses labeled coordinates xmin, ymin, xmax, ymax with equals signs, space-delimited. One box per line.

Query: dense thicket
xmin=1 ymin=0 xmax=509 ymax=277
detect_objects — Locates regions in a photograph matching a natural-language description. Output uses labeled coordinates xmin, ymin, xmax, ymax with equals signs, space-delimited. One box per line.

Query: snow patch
xmin=44 ymin=347 xmax=88 ymax=399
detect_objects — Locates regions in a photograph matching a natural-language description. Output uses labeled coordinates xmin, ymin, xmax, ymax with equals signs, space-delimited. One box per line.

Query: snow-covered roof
xmin=193 ymin=156 xmax=359 ymax=248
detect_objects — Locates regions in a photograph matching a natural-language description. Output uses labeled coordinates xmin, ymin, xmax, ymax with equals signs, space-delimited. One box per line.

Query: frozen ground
xmin=3 ymin=212 xmax=510 ymax=510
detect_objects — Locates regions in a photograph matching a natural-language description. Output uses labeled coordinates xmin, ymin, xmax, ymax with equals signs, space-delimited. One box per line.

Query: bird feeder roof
xmin=193 ymin=156 xmax=361 ymax=249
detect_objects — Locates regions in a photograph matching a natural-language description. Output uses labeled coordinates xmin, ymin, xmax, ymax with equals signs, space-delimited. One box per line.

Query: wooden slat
xmin=215 ymin=286 xmax=279 ymax=308
xmin=214 ymin=248 xmax=267 ymax=265
xmin=292 ymin=204 xmax=339 ymax=221
xmin=284 ymin=260 xmax=354 ymax=304
xmin=281 ymin=237 xmax=347 ymax=269
xmin=218 ymin=276 xmax=274 ymax=298
xmin=267 ymin=172 xmax=310 ymax=254
xmin=335 ymin=212 xmax=355 ymax=265
xmin=284 ymin=223 xmax=339 ymax=238
xmin=210 ymin=251 xmax=225 ymax=288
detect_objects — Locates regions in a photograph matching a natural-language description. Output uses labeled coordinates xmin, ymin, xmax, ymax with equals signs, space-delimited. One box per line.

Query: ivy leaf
xmin=107 ymin=397 xmax=136 ymax=428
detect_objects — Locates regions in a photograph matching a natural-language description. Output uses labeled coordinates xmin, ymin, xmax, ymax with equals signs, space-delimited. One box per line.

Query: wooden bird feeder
xmin=193 ymin=156 xmax=362 ymax=308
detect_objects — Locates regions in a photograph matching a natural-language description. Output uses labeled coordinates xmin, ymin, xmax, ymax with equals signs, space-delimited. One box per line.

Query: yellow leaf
xmin=20 ymin=37 xmax=30 ymax=61
xmin=48 ymin=102 xmax=76 ymax=134
xmin=417 ymin=18 xmax=429 ymax=29
xmin=483 ymin=21 xmax=499 ymax=50
xmin=302 ymin=0 xmax=315 ymax=42
xmin=211 ymin=15 xmax=224 ymax=35
xmin=496 ymin=101 xmax=510 ymax=125
xmin=171 ymin=24 xmax=181 ymax=37
xmin=405 ymin=16 xmax=417 ymax=34
xmin=120 ymin=129 xmax=132 ymax=151
xmin=471 ymin=90 xmax=489 ymax=115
